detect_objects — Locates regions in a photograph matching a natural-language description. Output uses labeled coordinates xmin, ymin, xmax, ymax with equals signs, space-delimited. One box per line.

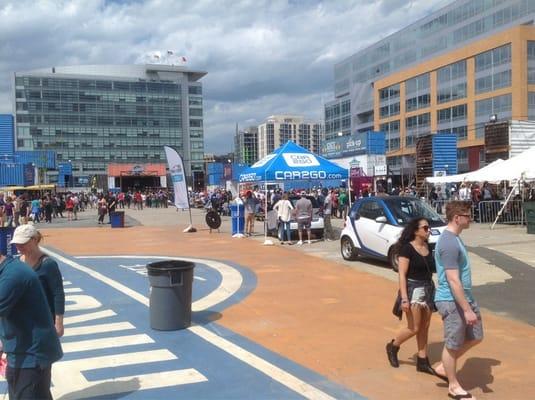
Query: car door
xmin=354 ymin=200 xmax=390 ymax=257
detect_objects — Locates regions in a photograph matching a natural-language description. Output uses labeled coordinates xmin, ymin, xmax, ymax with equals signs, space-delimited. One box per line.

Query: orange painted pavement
xmin=41 ymin=226 xmax=535 ymax=399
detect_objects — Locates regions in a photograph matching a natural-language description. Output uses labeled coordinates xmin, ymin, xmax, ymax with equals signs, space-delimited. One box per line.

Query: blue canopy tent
xmin=238 ymin=141 xmax=348 ymax=244
xmin=238 ymin=140 xmax=348 ymax=186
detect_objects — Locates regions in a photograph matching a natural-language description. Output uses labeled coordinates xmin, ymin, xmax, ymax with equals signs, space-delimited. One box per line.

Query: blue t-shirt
xmin=434 ymin=229 xmax=474 ymax=302
xmin=0 ymin=256 xmax=63 ymax=368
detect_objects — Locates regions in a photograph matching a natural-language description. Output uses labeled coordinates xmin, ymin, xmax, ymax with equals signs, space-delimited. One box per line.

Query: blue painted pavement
xmin=0 ymin=251 xmax=366 ymax=400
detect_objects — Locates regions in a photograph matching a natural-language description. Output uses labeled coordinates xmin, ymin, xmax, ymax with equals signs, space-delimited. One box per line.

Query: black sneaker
xmin=386 ymin=340 xmax=400 ymax=368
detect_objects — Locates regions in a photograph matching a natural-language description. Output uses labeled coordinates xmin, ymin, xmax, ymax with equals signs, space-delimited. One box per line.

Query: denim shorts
xmin=436 ymin=300 xmax=484 ymax=350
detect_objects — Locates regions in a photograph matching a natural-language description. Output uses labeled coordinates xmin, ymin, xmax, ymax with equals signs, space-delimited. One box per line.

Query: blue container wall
xmin=231 ymin=164 xmax=248 ymax=181
xmin=366 ymin=131 xmax=386 ymax=155
xmin=0 ymin=115 xmax=14 ymax=157
xmin=207 ymin=173 xmax=223 ymax=186
xmin=0 ymin=163 xmax=28 ymax=186
xmin=207 ymin=163 xmax=224 ymax=174
xmin=432 ymin=134 xmax=458 ymax=175
xmin=13 ymin=150 xmax=56 ymax=169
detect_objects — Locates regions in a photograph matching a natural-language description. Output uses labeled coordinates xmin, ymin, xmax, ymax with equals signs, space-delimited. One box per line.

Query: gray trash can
xmin=147 ymin=260 xmax=195 ymax=330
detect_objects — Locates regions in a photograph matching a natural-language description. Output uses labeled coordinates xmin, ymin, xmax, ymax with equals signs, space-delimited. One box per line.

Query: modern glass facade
xmin=234 ymin=126 xmax=259 ymax=165
xmin=326 ymin=0 xmax=535 ymax=140
xmin=0 ymin=114 xmax=14 ymax=158
xmin=257 ymin=115 xmax=323 ymax=158
xmin=13 ymin=64 xmax=206 ymax=181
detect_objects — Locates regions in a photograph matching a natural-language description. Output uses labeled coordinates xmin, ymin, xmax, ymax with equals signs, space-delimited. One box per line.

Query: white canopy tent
xmin=425 ymin=147 xmax=535 ymax=184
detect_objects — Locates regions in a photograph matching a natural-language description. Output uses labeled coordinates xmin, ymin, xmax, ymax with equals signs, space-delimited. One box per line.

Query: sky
xmin=0 ymin=0 xmax=450 ymax=153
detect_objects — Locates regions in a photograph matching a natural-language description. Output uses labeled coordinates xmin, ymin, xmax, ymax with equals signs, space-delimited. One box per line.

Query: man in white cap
xmin=0 ymin=227 xmax=63 ymax=399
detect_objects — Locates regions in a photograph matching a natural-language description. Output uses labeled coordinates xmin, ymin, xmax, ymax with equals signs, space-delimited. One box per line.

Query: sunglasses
xmin=419 ymin=225 xmax=430 ymax=232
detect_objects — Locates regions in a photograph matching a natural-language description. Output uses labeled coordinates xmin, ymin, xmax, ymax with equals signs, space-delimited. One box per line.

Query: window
xmin=189 ymin=86 xmax=202 ymax=95
xmin=358 ymin=201 xmax=385 ymax=220
xmin=475 ymin=94 xmax=511 ymax=117
xmin=475 ymin=44 xmax=511 ymax=72
xmin=475 ymin=70 xmax=511 ymax=94
xmin=437 ymin=104 xmax=466 ymax=123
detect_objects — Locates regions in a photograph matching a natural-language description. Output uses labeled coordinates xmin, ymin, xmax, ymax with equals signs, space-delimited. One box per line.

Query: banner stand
xmin=164 ymin=146 xmax=196 ymax=233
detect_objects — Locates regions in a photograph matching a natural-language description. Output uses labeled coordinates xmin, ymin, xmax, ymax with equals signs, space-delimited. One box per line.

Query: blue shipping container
xmin=0 ymin=162 xmax=34 ymax=186
xmin=432 ymin=134 xmax=457 ymax=175
xmin=13 ymin=150 xmax=56 ymax=169
xmin=207 ymin=162 xmax=224 ymax=174
xmin=207 ymin=173 xmax=223 ymax=186
xmin=0 ymin=114 xmax=14 ymax=157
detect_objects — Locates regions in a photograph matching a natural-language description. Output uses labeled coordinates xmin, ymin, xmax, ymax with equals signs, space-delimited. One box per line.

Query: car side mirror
xmin=375 ymin=216 xmax=387 ymax=223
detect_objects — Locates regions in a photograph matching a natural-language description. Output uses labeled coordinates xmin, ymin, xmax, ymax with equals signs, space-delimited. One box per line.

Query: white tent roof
xmin=426 ymin=146 xmax=535 ymax=184
xmin=426 ymin=159 xmax=504 ymax=184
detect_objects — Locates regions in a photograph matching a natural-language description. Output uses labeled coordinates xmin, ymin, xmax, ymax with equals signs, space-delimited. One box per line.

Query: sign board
xmin=321 ymin=133 xmax=367 ymax=158
xmin=374 ymin=165 xmax=387 ymax=176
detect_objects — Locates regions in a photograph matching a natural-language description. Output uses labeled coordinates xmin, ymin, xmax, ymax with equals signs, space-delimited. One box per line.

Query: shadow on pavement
xmin=57 ymin=377 xmax=140 ymax=400
xmin=468 ymin=246 xmax=535 ymax=326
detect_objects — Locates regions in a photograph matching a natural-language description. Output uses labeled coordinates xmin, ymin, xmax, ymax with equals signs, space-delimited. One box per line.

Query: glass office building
xmin=13 ymin=64 xmax=206 ymax=184
xmin=325 ymin=0 xmax=535 ymax=141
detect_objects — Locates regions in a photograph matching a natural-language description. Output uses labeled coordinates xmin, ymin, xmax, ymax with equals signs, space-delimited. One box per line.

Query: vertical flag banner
xmin=164 ymin=146 xmax=189 ymax=209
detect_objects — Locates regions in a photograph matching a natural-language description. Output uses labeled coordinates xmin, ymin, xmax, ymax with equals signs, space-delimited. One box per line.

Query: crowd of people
xmin=0 ymin=189 xmax=171 ymax=227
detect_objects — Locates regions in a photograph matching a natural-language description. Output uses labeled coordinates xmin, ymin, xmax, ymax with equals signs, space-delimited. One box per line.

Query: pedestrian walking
xmin=273 ymin=193 xmax=294 ymax=245
xmin=11 ymin=224 xmax=65 ymax=337
xmin=0 ymin=251 xmax=63 ymax=399
xmin=386 ymin=218 xmax=441 ymax=378
xmin=433 ymin=201 xmax=483 ymax=400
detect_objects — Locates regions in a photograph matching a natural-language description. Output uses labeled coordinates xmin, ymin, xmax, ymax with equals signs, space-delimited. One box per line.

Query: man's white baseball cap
xmin=10 ymin=224 xmax=38 ymax=245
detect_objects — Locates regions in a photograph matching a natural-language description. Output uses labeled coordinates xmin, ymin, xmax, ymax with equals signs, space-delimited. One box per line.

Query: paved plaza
xmin=3 ymin=205 xmax=534 ymax=399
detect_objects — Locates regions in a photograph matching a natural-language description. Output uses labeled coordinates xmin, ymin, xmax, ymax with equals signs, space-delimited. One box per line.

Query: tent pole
xmin=491 ymin=179 xmax=519 ymax=230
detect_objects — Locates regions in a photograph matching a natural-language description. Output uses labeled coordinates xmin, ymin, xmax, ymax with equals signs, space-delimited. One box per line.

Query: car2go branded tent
xmin=238 ymin=141 xmax=348 ymax=184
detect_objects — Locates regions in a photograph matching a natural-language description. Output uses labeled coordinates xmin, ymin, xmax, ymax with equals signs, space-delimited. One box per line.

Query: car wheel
xmin=389 ymin=248 xmax=399 ymax=272
xmin=340 ymin=236 xmax=358 ymax=261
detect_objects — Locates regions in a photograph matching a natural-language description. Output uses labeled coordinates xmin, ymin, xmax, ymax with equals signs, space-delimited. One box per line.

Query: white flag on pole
xmin=164 ymin=146 xmax=189 ymax=209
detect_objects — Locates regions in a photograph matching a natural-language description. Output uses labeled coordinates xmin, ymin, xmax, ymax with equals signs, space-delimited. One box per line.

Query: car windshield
xmin=383 ymin=197 xmax=445 ymax=226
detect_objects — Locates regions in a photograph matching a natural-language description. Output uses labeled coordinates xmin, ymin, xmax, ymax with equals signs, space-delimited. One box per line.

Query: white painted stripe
xmin=51 ymin=370 xmax=207 ymax=399
xmin=63 ymin=280 xmax=72 ymax=285
xmin=55 ymin=349 xmax=176 ymax=370
xmin=49 ymin=250 xmax=336 ymax=400
xmin=72 ymin=255 xmax=242 ymax=312
xmin=64 ymin=287 xmax=83 ymax=293
xmin=189 ymin=325 xmax=335 ymax=400
xmin=64 ymin=310 xmax=117 ymax=326
xmin=62 ymin=334 xmax=154 ymax=353
xmin=63 ymin=322 xmax=135 ymax=337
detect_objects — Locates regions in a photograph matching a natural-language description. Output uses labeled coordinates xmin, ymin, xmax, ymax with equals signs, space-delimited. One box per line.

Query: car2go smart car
xmin=340 ymin=196 xmax=447 ymax=270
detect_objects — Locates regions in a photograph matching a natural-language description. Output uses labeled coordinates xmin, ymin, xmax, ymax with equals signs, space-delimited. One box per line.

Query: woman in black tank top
xmin=386 ymin=218 xmax=445 ymax=381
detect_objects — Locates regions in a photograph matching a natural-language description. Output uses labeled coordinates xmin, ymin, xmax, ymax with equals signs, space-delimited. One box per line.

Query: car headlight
xmin=431 ymin=229 xmax=440 ymax=236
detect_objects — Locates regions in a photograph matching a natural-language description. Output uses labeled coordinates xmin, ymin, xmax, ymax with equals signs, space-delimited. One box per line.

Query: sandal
xmin=448 ymin=392 xmax=473 ymax=399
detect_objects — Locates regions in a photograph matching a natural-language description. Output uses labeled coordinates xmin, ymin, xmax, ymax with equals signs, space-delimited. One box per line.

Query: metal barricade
xmin=478 ymin=200 xmax=525 ymax=224
xmin=426 ymin=199 xmax=478 ymax=219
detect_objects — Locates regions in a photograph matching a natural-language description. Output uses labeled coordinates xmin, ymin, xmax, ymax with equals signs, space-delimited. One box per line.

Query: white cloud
xmin=0 ymin=0 xmax=448 ymax=152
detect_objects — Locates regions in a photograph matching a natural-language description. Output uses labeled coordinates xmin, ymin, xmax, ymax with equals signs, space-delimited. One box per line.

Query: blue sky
xmin=0 ymin=0 xmax=449 ymax=153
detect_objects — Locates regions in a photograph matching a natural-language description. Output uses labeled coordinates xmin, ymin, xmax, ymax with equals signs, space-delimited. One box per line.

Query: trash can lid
xmin=147 ymin=260 xmax=195 ymax=274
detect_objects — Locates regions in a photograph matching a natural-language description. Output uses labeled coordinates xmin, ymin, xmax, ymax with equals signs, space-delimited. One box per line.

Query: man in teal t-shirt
xmin=433 ymin=201 xmax=483 ymax=400
xmin=0 ymin=254 xmax=63 ymax=399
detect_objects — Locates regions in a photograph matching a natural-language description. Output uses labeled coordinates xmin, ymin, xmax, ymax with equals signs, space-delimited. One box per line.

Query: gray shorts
xmin=297 ymin=217 xmax=311 ymax=230
xmin=436 ymin=301 xmax=484 ymax=350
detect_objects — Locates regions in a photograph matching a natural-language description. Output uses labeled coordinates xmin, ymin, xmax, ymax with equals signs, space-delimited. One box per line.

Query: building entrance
xmin=118 ymin=176 xmax=161 ymax=192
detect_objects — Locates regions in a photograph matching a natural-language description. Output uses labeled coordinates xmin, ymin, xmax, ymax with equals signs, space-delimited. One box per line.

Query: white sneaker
xmin=307 ymin=240 xmax=312 ymax=244
xmin=297 ymin=240 xmax=303 ymax=245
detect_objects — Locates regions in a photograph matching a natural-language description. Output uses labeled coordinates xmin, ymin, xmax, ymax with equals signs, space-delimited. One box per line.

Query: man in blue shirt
xmin=433 ymin=201 xmax=483 ymax=400
xmin=0 ymin=253 xmax=63 ymax=399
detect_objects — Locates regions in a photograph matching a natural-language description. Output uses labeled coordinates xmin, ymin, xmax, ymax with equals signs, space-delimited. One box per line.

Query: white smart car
xmin=340 ymin=196 xmax=447 ymax=270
